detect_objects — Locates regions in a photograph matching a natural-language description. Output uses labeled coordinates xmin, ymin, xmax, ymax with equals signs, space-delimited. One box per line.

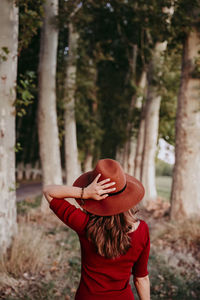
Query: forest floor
xmin=0 ymin=179 xmax=200 ymax=300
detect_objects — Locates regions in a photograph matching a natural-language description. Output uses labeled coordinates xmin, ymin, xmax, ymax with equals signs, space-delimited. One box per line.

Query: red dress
xmin=50 ymin=198 xmax=150 ymax=300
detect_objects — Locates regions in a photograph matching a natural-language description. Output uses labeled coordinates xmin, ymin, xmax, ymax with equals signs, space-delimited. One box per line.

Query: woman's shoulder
xmin=138 ymin=219 xmax=149 ymax=228
xmin=135 ymin=219 xmax=149 ymax=235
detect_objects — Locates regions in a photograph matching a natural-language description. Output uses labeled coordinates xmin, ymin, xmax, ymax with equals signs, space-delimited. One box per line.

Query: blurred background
xmin=0 ymin=0 xmax=200 ymax=299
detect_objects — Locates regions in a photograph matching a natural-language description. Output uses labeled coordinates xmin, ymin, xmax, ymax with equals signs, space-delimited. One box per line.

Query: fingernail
xmin=113 ymin=188 xmax=116 ymax=190
xmin=112 ymin=182 xmax=116 ymax=185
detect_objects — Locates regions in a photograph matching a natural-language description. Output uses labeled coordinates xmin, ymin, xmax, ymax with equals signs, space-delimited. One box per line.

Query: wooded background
xmin=0 ymin=0 xmax=200 ymax=254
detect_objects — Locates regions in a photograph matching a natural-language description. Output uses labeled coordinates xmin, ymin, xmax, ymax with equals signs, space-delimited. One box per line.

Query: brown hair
xmin=86 ymin=207 xmax=138 ymax=259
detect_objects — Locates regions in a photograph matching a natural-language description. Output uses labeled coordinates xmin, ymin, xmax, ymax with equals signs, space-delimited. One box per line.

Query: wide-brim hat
xmin=73 ymin=159 xmax=145 ymax=216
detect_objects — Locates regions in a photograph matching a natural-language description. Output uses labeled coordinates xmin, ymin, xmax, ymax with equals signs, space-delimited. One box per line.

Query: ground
xmin=0 ymin=177 xmax=199 ymax=299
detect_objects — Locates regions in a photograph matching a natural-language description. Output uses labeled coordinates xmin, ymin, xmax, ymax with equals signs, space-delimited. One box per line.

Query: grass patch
xmin=1 ymin=193 xmax=199 ymax=299
xmin=0 ymin=224 xmax=52 ymax=280
xmin=156 ymin=176 xmax=172 ymax=200
xmin=148 ymin=252 xmax=200 ymax=299
xmin=17 ymin=196 xmax=41 ymax=215
xmin=152 ymin=218 xmax=200 ymax=254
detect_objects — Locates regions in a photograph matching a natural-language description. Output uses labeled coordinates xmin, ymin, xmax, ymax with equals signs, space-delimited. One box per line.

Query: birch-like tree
xmin=38 ymin=0 xmax=62 ymax=211
xmin=64 ymin=21 xmax=81 ymax=185
xmin=141 ymin=41 xmax=167 ymax=204
xmin=0 ymin=0 xmax=18 ymax=253
xmin=134 ymin=71 xmax=147 ymax=180
xmin=170 ymin=26 xmax=200 ymax=219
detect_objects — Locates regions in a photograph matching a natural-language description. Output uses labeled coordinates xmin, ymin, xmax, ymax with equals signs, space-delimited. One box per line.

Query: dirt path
xmin=16 ymin=182 xmax=42 ymax=202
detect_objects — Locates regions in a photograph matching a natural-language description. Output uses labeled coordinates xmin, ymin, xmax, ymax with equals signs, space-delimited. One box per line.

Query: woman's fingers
xmin=98 ymin=178 xmax=110 ymax=185
xmin=94 ymin=173 xmax=101 ymax=183
xmin=101 ymin=182 xmax=116 ymax=189
xmin=98 ymin=187 xmax=116 ymax=195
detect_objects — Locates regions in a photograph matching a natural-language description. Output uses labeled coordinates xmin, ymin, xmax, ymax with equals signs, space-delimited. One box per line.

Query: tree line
xmin=0 ymin=0 xmax=200 ymax=253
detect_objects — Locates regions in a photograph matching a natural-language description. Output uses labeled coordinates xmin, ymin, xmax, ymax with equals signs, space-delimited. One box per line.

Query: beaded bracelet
xmin=80 ymin=187 xmax=85 ymax=206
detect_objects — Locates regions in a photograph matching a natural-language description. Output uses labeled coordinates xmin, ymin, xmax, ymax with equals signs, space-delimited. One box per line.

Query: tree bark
xmin=128 ymin=70 xmax=147 ymax=175
xmin=0 ymin=0 xmax=18 ymax=253
xmin=83 ymin=152 xmax=93 ymax=172
xmin=117 ymin=45 xmax=138 ymax=173
xmin=170 ymin=28 xmax=200 ymax=219
xmin=64 ymin=22 xmax=80 ymax=185
xmin=134 ymin=107 xmax=146 ymax=180
xmin=38 ymin=0 xmax=62 ymax=212
xmin=133 ymin=70 xmax=147 ymax=179
xmin=141 ymin=42 xmax=167 ymax=204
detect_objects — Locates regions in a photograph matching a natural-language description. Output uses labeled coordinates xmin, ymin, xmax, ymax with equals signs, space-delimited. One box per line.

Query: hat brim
xmin=73 ymin=171 xmax=145 ymax=216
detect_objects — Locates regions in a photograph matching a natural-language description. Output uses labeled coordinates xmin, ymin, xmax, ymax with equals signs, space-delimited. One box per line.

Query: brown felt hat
xmin=73 ymin=159 xmax=145 ymax=216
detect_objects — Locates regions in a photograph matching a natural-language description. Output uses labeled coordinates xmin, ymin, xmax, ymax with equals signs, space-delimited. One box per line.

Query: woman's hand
xmin=84 ymin=174 xmax=116 ymax=201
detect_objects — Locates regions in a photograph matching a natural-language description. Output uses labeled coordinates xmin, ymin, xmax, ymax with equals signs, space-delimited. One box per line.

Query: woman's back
xmin=50 ymin=198 xmax=150 ymax=300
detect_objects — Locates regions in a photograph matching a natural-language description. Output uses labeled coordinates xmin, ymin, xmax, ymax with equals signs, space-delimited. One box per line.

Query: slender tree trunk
xmin=141 ymin=42 xmax=167 ymax=204
xmin=123 ymin=142 xmax=129 ymax=173
xmin=0 ymin=0 xmax=18 ymax=253
xmin=64 ymin=22 xmax=80 ymax=185
xmin=83 ymin=152 xmax=93 ymax=172
xmin=38 ymin=0 xmax=62 ymax=212
xmin=116 ymin=146 xmax=125 ymax=167
xmin=128 ymin=136 xmax=137 ymax=175
xmin=170 ymin=28 xmax=200 ymax=219
xmin=118 ymin=45 xmax=138 ymax=173
xmin=128 ymin=70 xmax=147 ymax=175
xmin=141 ymin=96 xmax=161 ymax=202
xmin=134 ymin=101 xmax=146 ymax=180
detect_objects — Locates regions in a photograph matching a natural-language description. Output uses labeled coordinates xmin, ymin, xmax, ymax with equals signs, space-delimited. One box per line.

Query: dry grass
xmin=152 ymin=218 xmax=200 ymax=246
xmin=1 ymin=196 xmax=200 ymax=299
xmin=0 ymin=221 xmax=53 ymax=285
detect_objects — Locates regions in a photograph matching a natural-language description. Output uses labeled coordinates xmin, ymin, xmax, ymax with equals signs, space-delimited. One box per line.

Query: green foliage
xmin=169 ymin=0 xmax=200 ymax=50
xmin=15 ymin=71 xmax=36 ymax=117
xmin=14 ymin=142 xmax=23 ymax=153
xmin=156 ymin=159 xmax=173 ymax=177
xmin=156 ymin=175 xmax=172 ymax=200
xmin=17 ymin=195 xmax=41 ymax=215
xmin=159 ymin=51 xmax=181 ymax=145
xmin=16 ymin=0 xmax=44 ymax=53
xmin=15 ymin=0 xmax=194 ymax=166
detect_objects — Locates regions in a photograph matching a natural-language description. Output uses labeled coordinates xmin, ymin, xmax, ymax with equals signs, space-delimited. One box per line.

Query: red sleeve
xmin=132 ymin=223 xmax=150 ymax=278
xmin=49 ymin=198 xmax=89 ymax=234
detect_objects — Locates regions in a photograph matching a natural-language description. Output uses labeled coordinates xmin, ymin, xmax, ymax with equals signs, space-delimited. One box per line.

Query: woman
xmin=43 ymin=159 xmax=150 ymax=300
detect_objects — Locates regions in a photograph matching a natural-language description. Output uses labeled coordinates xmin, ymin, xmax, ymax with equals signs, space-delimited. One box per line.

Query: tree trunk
xmin=128 ymin=70 xmax=147 ymax=175
xmin=141 ymin=42 xmax=167 ymax=204
xmin=141 ymin=96 xmax=161 ymax=203
xmin=118 ymin=45 xmax=138 ymax=173
xmin=170 ymin=28 xmax=200 ymax=219
xmin=64 ymin=22 xmax=80 ymax=185
xmin=0 ymin=0 xmax=18 ymax=253
xmin=134 ymin=110 xmax=146 ymax=180
xmin=38 ymin=0 xmax=62 ymax=212
xmin=83 ymin=152 xmax=93 ymax=172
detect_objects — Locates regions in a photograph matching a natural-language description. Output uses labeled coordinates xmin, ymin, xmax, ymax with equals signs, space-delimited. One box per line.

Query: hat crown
xmin=93 ymin=159 xmax=126 ymax=193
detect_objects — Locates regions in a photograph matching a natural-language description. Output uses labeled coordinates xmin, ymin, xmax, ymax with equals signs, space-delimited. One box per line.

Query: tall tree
xmin=0 ymin=0 xmax=18 ymax=253
xmin=141 ymin=41 xmax=167 ymax=204
xmin=170 ymin=26 xmax=200 ymax=219
xmin=38 ymin=0 xmax=62 ymax=211
xmin=64 ymin=21 xmax=81 ymax=185
xmin=134 ymin=70 xmax=147 ymax=179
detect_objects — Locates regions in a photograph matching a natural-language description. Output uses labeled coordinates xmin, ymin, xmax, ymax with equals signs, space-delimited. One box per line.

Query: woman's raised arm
xmin=43 ymin=174 xmax=116 ymax=203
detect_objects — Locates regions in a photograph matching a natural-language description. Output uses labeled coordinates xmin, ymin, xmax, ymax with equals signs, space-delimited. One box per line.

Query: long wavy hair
xmin=86 ymin=207 xmax=139 ymax=259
